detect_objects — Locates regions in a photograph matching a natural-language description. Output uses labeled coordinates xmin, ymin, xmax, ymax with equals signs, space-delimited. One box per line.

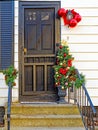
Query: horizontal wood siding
xmin=61 ymin=0 xmax=98 ymax=105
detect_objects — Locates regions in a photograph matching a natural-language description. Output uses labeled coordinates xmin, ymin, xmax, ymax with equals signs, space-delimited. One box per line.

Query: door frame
xmin=19 ymin=1 xmax=61 ymax=102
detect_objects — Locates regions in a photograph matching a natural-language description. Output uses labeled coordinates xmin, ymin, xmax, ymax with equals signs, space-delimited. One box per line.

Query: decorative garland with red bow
xmin=53 ymin=44 xmax=85 ymax=89
xmin=58 ymin=8 xmax=82 ymax=28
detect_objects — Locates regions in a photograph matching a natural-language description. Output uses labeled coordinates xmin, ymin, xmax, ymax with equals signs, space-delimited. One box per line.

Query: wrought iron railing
xmin=68 ymin=69 xmax=97 ymax=130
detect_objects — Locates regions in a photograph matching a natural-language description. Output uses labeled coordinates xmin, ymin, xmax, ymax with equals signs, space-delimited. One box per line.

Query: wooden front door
xmin=19 ymin=1 xmax=60 ymax=102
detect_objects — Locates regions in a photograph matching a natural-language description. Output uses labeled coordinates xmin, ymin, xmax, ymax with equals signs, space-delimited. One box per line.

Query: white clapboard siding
xmin=61 ymin=0 xmax=98 ymax=7
xmin=0 ymin=98 xmax=7 ymax=106
xmin=72 ymin=53 xmax=98 ymax=61
xmin=91 ymin=98 xmax=98 ymax=106
xmin=62 ymin=26 xmax=98 ymax=35
xmin=0 ymin=80 xmax=7 ymax=88
xmin=14 ymin=79 xmax=18 ymax=89
xmin=15 ymin=0 xmax=18 ymax=7
xmin=0 ymin=88 xmax=18 ymax=98
xmin=87 ymin=88 xmax=98 ymax=97
xmin=78 ymin=17 xmax=98 ymax=26
xmin=61 ymin=35 xmax=98 ymax=44
xmin=14 ymin=43 xmax=18 ymax=53
xmin=0 ymin=73 xmax=4 ymax=80
xmin=73 ymin=61 xmax=98 ymax=70
xmin=14 ymin=61 xmax=19 ymax=70
xmin=86 ymin=80 xmax=98 ymax=88
xmin=15 ymin=17 xmax=18 ymax=27
xmin=68 ymin=44 xmax=98 ymax=53
xmin=15 ymin=7 xmax=18 ymax=17
xmin=15 ymin=34 xmax=18 ymax=44
xmin=73 ymin=9 xmax=98 ymax=17
xmin=14 ymin=52 xmax=18 ymax=62
xmin=12 ymin=88 xmax=18 ymax=97
xmin=15 ymin=26 xmax=18 ymax=35
xmin=0 ymin=89 xmax=8 ymax=97
xmin=61 ymin=17 xmax=98 ymax=26
xmin=80 ymin=71 xmax=98 ymax=79
xmin=14 ymin=2 xmax=19 ymax=72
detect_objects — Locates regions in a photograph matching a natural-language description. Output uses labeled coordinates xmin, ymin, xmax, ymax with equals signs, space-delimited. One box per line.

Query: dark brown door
xmin=19 ymin=2 xmax=60 ymax=102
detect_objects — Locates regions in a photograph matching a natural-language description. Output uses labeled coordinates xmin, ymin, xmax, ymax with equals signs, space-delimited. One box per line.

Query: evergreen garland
xmin=2 ymin=66 xmax=18 ymax=87
xmin=54 ymin=45 xmax=85 ymax=89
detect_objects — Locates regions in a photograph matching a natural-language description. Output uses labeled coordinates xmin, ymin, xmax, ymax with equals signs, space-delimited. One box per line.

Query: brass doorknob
xmin=23 ymin=48 xmax=27 ymax=53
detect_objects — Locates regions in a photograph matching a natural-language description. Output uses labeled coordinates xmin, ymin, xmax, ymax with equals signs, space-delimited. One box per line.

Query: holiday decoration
xmin=3 ymin=66 xmax=18 ymax=87
xmin=57 ymin=8 xmax=82 ymax=28
xmin=54 ymin=44 xmax=85 ymax=89
xmin=58 ymin=8 xmax=66 ymax=17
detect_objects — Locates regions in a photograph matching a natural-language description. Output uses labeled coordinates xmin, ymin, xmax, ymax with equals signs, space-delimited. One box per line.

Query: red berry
xmin=59 ymin=45 xmax=63 ymax=49
xmin=64 ymin=53 xmax=67 ymax=57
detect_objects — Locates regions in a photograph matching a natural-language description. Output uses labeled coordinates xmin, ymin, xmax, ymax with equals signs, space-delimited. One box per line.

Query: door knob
xmin=23 ymin=48 xmax=27 ymax=53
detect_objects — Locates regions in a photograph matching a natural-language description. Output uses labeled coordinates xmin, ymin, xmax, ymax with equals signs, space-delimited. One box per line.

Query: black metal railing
xmin=75 ymin=69 xmax=97 ymax=130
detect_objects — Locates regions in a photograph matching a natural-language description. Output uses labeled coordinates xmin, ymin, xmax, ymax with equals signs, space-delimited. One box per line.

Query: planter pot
xmin=57 ymin=85 xmax=67 ymax=104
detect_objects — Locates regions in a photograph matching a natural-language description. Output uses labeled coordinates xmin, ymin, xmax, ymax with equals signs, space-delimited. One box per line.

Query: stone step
xmin=10 ymin=103 xmax=80 ymax=115
xmin=4 ymin=103 xmax=84 ymax=127
xmin=0 ymin=127 xmax=85 ymax=130
xmin=4 ymin=114 xmax=83 ymax=127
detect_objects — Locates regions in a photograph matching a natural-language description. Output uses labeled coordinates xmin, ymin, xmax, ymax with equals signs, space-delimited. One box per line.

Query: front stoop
xmin=4 ymin=103 xmax=84 ymax=128
xmin=10 ymin=115 xmax=83 ymax=127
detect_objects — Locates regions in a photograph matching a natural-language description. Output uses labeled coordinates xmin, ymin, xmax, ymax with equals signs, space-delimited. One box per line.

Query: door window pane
xmin=26 ymin=10 xmax=36 ymax=21
xmin=41 ymin=12 xmax=50 ymax=21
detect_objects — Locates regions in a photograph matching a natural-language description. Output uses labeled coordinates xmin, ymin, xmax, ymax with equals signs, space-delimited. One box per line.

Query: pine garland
xmin=54 ymin=45 xmax=85 ymax=89
xmin=2 ymin=66 xmax=18 ymax=87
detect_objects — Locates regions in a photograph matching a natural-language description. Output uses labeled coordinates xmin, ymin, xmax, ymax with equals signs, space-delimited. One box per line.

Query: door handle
xmin=23 ymin=48 xmax=27 ymax=54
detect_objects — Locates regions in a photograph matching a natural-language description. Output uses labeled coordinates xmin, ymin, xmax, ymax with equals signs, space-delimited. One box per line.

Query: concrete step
xmin=10 ymin=103 xmax=80 ymax=115
xmin=5 ymin=103 xmax=84 ymax=127
xmin=0 ymin=127 xmax=85 ymax=130
xmin=8 ymin=114 xmax=83 ymax=127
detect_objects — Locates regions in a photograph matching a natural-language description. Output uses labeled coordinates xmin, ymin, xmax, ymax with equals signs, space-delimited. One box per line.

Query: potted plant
xmin=54 ymin=42 xmax=85 ymax=103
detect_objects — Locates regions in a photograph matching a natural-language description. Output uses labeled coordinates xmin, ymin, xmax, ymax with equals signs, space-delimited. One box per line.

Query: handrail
xmin=76 ymin=69 xmax=96 ymax=114
xmin=82 ymin=83 xmax=96 ymax=114
xmin=7 ymin=82 xmax=12 ymax=130
xmin=75 ymin=69 xmax=97 ymax=130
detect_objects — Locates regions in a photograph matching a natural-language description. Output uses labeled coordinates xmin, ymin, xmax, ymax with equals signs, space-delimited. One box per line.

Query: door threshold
xmin=21 ymin=102 xmax=58 ymax=104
